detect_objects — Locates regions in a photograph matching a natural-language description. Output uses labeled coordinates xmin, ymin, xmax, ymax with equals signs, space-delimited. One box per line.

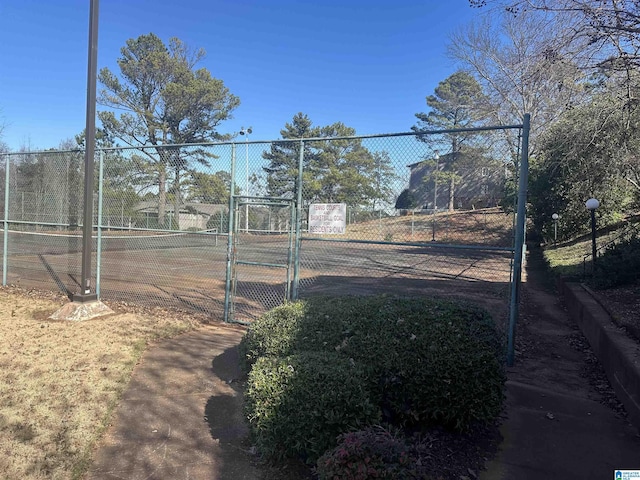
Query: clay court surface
xmin=1 ymin=208 xmax=515 ymax=326
xmin=4 ymin=230 xmax=514 ymax=326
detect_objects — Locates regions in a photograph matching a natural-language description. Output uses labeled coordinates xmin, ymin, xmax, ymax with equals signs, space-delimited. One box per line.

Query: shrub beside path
xmin=86 ymin=323 xmax=260 ymax=480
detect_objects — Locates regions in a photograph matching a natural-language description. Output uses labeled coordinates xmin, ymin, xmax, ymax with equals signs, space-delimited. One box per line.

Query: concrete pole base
xmin=50 ymin=299 xmax=114 ymax=322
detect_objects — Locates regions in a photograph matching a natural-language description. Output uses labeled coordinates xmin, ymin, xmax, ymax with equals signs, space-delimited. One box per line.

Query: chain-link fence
xmin=294 ymin=128 xmax=524 ymax=339
xmin=0 ymin=121 xmax=527 ymax=344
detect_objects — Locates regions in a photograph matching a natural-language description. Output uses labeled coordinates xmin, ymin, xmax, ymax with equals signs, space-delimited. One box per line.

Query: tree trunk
xmin=450 ymin=138 xmax=457 ymax=211
xmin=158 ymin=168 xmax=166 ymax=228
xmin=174 ymin=167 xmax=181 ymax=230
xmin=448 ymin=176 xmax=455 ymax=211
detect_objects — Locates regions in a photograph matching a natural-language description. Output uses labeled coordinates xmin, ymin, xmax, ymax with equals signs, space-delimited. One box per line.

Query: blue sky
xmin=0 ymin=0 xmax=485 ymax=151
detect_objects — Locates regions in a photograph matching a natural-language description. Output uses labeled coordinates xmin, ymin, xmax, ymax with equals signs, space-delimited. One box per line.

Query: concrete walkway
xmin=481 ymin=249 xmax=640 ymax=479
xmin=86 ymin=323 xmax=260 ymax=480
xmin=86 ymin=249 xmax=640 ymax=479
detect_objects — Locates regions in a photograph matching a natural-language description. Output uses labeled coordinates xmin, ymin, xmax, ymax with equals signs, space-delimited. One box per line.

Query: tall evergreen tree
xmin=98 ymin=33 xmax=239 ymax=228
xmin=263 ymin=114 xmax=396 ymax=209
xmin=314 ymin=123 xmax=394 ymax=206
xmin=413 ymin=71 xmax=488 ymax=210
xmin=262 ymin=113 xmax=321 ymax=201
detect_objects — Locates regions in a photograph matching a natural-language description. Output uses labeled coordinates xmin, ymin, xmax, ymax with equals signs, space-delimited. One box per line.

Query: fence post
xmin=96 ymin=150 xmax=104 ymax=297
xmin=223 ymin=144 xmax=237 ymax=322
xmin=286 ymin=198 xmax=296 ymax=300
xmin=3 ymin=154 xmax=9 ymax=286
xmin=292 ymin=139 xmax=304 ymax=300
xmin=507 ymin=113 xmax=530 ymax=366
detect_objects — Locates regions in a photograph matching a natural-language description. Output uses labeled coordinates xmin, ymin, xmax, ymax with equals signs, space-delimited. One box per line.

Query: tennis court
xmin=3 ymin=229 xmax=513 ymax=329
xmin=0 ymin=122 xmax=528 ymax=355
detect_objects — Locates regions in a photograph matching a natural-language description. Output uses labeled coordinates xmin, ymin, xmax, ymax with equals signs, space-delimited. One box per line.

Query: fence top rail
xmin=0 ymin=123 xmax=526 ymax=156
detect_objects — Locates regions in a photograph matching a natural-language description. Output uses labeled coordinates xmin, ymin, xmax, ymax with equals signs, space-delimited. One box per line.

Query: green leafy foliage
xmin=186 ymin=171 xmax=231 ymax=204
xmin=242 ymin=295 xmax=505 ymax=464
xmin=591 ymin=236 xmax=640 ymax=289
xmin=262 ymin=113 xmax=396 ymax=209
xmin=261 ymin=113 xmax=320 ymax=200
xmin=244 ymin=352 xmax=380 ymax=463
xmin=531 ymin=91 xmax=640 ymax=239
xmin=394 ymin=189 xmax=417 ymax=210
xmin=316 ymin=426 xmax=430 ymax=480
xmin=238 ymin=302 xmax=308 ymax=373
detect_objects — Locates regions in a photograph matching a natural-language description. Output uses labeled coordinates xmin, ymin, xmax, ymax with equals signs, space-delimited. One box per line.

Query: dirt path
xmin=481 ymin=244 xmax=640 ymax=479
xmin=515 ymin=244 xmax=628 ymax=408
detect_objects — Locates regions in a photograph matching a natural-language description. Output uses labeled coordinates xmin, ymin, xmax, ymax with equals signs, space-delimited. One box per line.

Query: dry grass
xmin=543 ymin=224 xmax=638 ymax=278
xmin=0 ymin=287 xmax=207 ymax=480
xmin=343 ymin=208 xmax=514 ymax=246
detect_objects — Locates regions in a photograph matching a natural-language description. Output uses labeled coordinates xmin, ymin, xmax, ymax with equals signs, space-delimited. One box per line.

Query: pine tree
xmin=263 ymin=114 xmax=396 ymax=209
xmin=413 ymin=71 xmax=487 ymax=210
xmin=98 ymin=33 xmax=239 ymax=227
xmin=262 ymin=113 xmax=320 ymax=201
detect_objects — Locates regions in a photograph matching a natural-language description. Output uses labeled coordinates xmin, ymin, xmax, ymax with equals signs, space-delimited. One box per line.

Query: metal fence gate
xmin=224 ymin=195 xmax=297 ymax=323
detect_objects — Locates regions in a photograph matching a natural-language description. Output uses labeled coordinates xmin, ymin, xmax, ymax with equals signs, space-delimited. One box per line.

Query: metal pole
xmin=96 ymin=151 xmax=104 ymax=297
xmin=74 ymin=0 xmax=99 ymax=302
xmin=292 ymin=140 xmax=304 ymax=300
xmin=411 ymin=212 xmax=414 ymax=238
xmin=3 ymin=154 xmax=10 ymax=286
xmin=507 ymin=113 xmax=530 ymax=367
xmin=432 ymin=215 xmax=436 ymax=242
xmin=590 ymin=209 xmax=597 ymax=270
xmin=285 ymin=200 xmax=295 ymax=300
xmin=245 ymin=133 xmax=249 ymax=233
xmin=223 ymin=144 xmax=237 ymax=322
xmin=434 ymin=153 xmax=438 ymax=212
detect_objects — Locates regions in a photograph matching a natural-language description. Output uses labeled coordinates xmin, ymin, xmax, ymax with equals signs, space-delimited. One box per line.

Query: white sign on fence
xmin=308 ymin=203 xmax=347 ymax=234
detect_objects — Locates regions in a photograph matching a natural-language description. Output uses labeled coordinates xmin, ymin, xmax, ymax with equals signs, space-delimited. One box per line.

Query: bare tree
xmin=449 ymin=9 xmax=586 ymax=154
xmin=470 ymin=0 xmax=640 ymax=106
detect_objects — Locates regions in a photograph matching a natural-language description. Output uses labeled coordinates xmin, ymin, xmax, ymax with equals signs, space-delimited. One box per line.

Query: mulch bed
xmin=261 ymin=422 xmax=502 ymax=480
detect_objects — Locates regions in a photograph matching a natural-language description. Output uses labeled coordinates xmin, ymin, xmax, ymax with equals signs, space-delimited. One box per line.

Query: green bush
xmin=338 ymin=297 xmax=504 ymax=430
xmin=238 ymin=302 xmax=308 ymax=373
xmin=251 ymin=296 xmax=504 ymax=429
xmin=592 ymin=236 xmax=640 ymax=289
xmin=244 ymin=352 xmax=380 ymax=463
xmin=242 ymin=295 xmax=505 ymax=461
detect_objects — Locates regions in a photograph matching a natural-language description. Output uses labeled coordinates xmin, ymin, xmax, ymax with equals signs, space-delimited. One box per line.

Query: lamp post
xmin=74 ymin=0 xmax=99 ymax=303
xmin=552 ymin=213 xmax=559 ymax=245
xmin=239 ymin=127 xmax=252 ymax=233
xmin=585 ymin=198 xmax=599 ymax=270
